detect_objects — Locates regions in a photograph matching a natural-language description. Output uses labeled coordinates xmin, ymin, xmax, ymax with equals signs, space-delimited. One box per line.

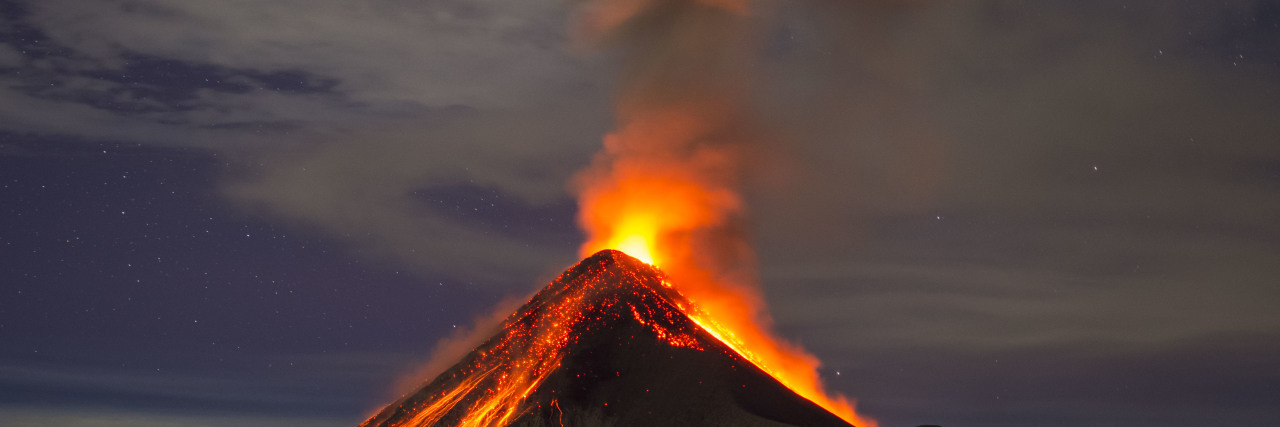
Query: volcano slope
xmin=361 ymin=250 xmax=854 ymax=427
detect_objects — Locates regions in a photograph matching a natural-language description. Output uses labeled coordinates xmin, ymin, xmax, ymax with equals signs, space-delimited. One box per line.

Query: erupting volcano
xmin=364 ymin=1 xmax=876 ymax=425
xmin=361 ymin=250 xmax=856 ymax=427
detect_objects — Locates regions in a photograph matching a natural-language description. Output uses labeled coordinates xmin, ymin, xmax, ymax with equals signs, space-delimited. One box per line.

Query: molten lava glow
xmin=614 ymin=234 xmax=655 ymax=265
xmin=361 ymin=255 xmax=712 ymax=427
xmin=571 ymin=86 xmax=874 ymax=427
xmin=571 ymin=2 xmax=876 ymax=420
xmin=363 ymin=0 xmax=876 ymax=424
xmin=580 ymin=233 xmax=876 ymax=427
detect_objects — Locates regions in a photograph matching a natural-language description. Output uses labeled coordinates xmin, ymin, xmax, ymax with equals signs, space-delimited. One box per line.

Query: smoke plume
xmin=572 ymin=0 xmax=875 ymax=425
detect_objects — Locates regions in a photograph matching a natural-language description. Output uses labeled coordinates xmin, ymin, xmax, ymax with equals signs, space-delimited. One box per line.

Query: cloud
xmin=9 ymin=0 xmax=1275 ymax=346
xmin=744 ymin=1 xmax=1280 ymax=363
xmin=2 ymin=0 xmax=620 ymax=283
xmin=26 ymin=0 xmax=583 ymax=108
xmin=219 ymin=105 xmax=609 ymax=283
xmin=10 ymin=0 xmax=606 ymax=148
xmin=6 ymin=0 xmax=1278 ymax=350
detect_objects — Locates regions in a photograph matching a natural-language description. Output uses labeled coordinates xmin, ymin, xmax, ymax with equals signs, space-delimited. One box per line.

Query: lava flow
xmin=361 ymin=250 xmax=855 ymax=427
xmin=577 ymin=212 xmax=876 ymax=427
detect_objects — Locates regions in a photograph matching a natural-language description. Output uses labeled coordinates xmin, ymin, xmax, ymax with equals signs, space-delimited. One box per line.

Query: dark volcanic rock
xmin=362 ymin=250 xmax=854 ymax=427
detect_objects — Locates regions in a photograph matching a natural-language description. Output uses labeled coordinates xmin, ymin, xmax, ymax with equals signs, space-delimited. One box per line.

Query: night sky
xmin=2 ymin=1 xmax=1279 ymax=426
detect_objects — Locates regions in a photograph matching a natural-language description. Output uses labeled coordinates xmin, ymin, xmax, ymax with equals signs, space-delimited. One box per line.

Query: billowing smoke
xmin=574 ymin=0 xmax=760 ymax=294
xmin=572 ymin=0 xmax=875 ymax=425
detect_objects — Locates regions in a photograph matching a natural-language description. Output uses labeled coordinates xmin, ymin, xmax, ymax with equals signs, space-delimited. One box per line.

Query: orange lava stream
xmin=365 ymin=255 xmax=712 ymax=427
xmin=685 ymin=308 xmax=877 ymax=427
xmin=582 ymin=236 xmax=876 ymax=427
xmin=402 ymin=365 xmax=498 ymax=426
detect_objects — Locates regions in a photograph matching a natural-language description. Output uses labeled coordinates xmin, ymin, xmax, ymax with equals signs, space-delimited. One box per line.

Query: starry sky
xmin=2 ymin=1 xmax=1279 ymax=426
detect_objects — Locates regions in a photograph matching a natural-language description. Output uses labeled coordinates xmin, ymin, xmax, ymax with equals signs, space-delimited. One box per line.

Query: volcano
xmin=361 ymin=250 xmax=855 ymax=427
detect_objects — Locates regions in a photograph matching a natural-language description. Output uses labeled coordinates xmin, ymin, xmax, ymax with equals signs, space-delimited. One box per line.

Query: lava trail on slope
xmin=361 ymin=250 xmax=854 ymax=427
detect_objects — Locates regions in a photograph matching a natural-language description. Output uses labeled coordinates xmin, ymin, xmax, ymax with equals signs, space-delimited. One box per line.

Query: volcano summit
xmin=361 ymin=250 xmax=855 ymax=427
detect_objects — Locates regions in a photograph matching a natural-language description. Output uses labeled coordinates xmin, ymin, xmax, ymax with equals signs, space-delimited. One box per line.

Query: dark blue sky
xmin=0 ymin=139 xmax=509 ymax=424
xmin=2 ymin=1 xmax=1279 ymax=426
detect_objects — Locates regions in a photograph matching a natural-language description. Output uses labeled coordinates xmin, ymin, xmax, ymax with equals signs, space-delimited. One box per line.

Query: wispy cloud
xmin=2 ymin=0 xmax=615 ymax=282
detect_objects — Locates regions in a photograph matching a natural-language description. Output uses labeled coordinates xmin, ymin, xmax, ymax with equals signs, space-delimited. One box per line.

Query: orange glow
xmin=614 ymin=234 xmax=654 ymax=265
xmin=578 ymin=214 xmax=875 ymax=426
xmin=360 ymin=253 xmax=716 ymax=427
xmin=363 ymin=0 xmax=877 ymax=423
xmin=572 ymin=65 xmax=877 ymax=427
xmin=572 ymin=103 xmax=876 ymax=427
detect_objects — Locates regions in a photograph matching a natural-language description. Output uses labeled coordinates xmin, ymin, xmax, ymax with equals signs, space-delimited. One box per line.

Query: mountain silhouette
xmin=361 ymin=250 xmax=855 ymax=427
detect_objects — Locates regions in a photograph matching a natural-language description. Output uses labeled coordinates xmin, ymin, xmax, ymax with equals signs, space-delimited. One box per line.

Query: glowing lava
xmin=361 ymin=251 xmax=856 ymax=427
xmin=569 ymin=0 xmax=875 ymax=424
xmin=581 ymin=230 xmax=876 ymax=427
xmin=365 ymin=0 xmax=876 ymax=424
xmin=613 ymin=234 xmax=654 ymax=265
